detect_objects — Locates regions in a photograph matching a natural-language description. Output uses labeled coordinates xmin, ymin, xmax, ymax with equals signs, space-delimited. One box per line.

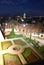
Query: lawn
xmin=6 ymin=32 xmax=39 ymax=48
xmin=37 ymin=45 xmax=44 ymax=57
xmin=22 ymin=47 xmax=40 ymax=63
xmin=1 ymin=41 xmax=12 ymax=50
xmin=4 ymin=53 xmax=22 ymax=65
xmin=5 ymin=24 xmax=23 ymax=39
xmin=13 ymin=39 xmax=26 ymax=46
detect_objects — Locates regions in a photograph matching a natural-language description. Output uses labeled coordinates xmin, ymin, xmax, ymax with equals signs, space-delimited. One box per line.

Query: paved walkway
xmin=18 ymin=54 xmax=27 ymax=65
xmin=0 ymin=42 xmax=4 ymax=65
xmin=0 ymin=55 xmax=4 ymax=65
xmin=35 ymin=37 xmax=44 ymax=45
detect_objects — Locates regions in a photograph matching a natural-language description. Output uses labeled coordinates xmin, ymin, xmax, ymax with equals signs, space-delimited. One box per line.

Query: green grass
xmin=5 ymin=29 xmax=24 ymax=39
xmin=22 ymin=47 xmax=40 ymax=63
xmin=5 ymin=26 xmax=40 ymax=48
xmin=2 ymin=41 xmax=12 ymax=50
xmin=13 ymin=39 xmax=26 ymax=46
xmin=37 ymin=45 xmax=44 ymax=57
xmin=4 ymin=53 xmax=22 ymax=65
xmin=22 ymin=47 xmax=40 ymax=59
xmin=6 ymin=33 xmax=40 ymax=49
xmin=6 ymin=31 xmax=40 ymax=50
xmin=39 ymin=45 xmax=44 ymax=53
xmin=5 ymin=24 xmax=23 ymax=39
xmin=5 ymin=29 xmax=40 ymax=49
xmin=22 ymin=47 xmax=31 ymax=58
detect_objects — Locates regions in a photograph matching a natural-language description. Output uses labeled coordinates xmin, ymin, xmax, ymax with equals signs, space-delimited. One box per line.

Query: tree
xmin=11 ymin=24 xmax=14 ymax=33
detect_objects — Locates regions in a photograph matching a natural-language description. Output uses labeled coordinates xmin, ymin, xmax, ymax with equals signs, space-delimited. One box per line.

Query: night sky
xmin=0 ymin=0 xmax=44 ymax=16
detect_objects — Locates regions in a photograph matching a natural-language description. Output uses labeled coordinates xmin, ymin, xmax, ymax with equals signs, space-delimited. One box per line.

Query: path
xmin=35 ymin=37 xmax=44 ymax=45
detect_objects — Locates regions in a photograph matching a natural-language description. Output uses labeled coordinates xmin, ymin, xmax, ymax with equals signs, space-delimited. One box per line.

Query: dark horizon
xmin=0 ymin=0 xmax=44 ymax=16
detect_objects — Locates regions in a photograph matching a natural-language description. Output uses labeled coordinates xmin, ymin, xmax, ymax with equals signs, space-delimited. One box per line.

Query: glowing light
xmin=21 ymin=18 xmax=24 ymax=22
xmin=5 ymin=23 xmax=7 ymax=25
xmin=23 ymin=24 xmax=26 ymax=27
